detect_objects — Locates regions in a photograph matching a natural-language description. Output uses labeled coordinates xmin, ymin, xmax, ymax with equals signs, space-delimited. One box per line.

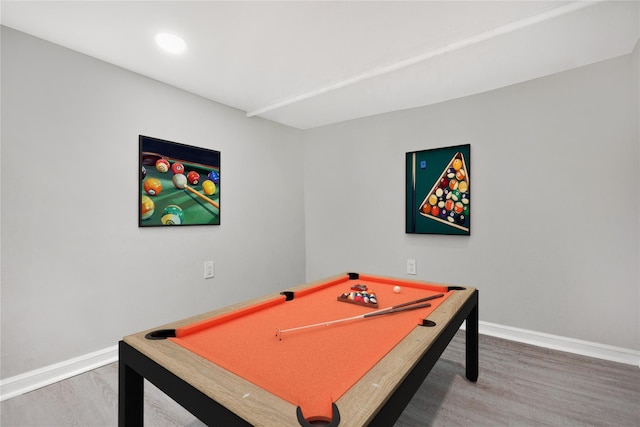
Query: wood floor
xmin=2 ymin=332 xmax=638 ymax=426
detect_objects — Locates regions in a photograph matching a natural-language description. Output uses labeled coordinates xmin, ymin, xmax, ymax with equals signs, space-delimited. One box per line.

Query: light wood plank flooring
xmin=2 ymin=332 xmax=638 ymax=426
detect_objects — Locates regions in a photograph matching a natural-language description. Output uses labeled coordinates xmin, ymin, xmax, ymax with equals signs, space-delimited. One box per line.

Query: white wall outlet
xmin=407 ymin=259 xmax=416 ymax=275
xmin=204 ymin=261 xmax=215 ymax=279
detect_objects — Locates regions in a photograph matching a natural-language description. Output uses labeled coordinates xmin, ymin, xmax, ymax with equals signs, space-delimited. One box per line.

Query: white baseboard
xmin=1 ymin=322 xmax=638 ymax=402
xmin=473 ymin=321 xmax=640 ymax=367
xmin=0 ymin=345 xmax=118 ymax=402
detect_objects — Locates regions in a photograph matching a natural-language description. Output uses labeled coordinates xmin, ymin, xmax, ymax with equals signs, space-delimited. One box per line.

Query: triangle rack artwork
xmin=418 ymin=151 xmax=470 ymax=232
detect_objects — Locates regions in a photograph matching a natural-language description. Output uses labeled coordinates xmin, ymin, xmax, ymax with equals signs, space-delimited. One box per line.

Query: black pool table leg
xmin=465 ymin=291 xmax=479 ymax=382
xmin=119 ymin=342 xmax=144 ymax=427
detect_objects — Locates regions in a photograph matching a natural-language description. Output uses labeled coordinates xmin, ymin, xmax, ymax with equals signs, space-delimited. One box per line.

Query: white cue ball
xmin=172 ymin=173 xmax=187 ymax=189
xmin=393 ymin=286 xmax=401 ymax=294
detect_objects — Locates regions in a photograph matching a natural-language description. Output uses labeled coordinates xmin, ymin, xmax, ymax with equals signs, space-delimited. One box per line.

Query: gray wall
xmin=1 ymin=26 xmax=638 ymax=380
xmin=1 ymin=27 xmax=306 ymax=378
xmin=303 ymin=46 xmax=639 ymax=350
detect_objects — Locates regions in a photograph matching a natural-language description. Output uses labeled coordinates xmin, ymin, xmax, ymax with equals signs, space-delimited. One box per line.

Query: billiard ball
xmin=461 ymin=193 xmax=470 ymax=204
xmin=421 ymin=203 xmax=431 ymax=214
xmin=438 ymin=208 xmax=448 ymax=219
xmin=449 ymin=179 xmax=459 ymax=191
xmin=430 ymin=205 xmax=439 ymax=216
xmin=439 ymin=176 xmax=449 ymax=188
xmin=452 ymin=158 xmax=462 ymax=171
xmin=161 ymin=205 xmax=184 ymax=225
xmin=207 ymin=170 xmax=220 ymax=184
xmin=141 ymin=195 xmax=155 ymax=220
xmin=458 ymin=180 xmax=469 ymax=193
xmin=172 ymin=173 xmax=187 ymax=189
xmin=451 ymin=190 xmax=462 ymax=202
xmin=445 ymin=199 xmax=455 ymax=211
xmin=186 ymin=171 xmax=200 ymax=185
xmin=456 ymin=169 xmax=466 ymax=181
xmin=202 ymin=179 xmax=216 ymax=195
xmin=456 ymin=214 xmax=466 ymax=226
xmin=171 ymin=162 xmax=184 ymax=175
xmin=446 ymin=168 xmax=456 ymax=179
xmin=435 ymin=188 xmax=444 ymax=198
xmin=156 ymin=158 xmax=170 ymax=173
xmin=141 ymin=166 xmax=146 ymax=180
xmin=143 ymin=178 xmax=162 ymax=196
xmin=447 ymin=211 xmax=457 ymax=223
xmin=393 ymin=286 xmax=401 ymax=294
xmin=428 ymin=194 xmax=438 ymax=206
xmin=454 ymin=201 xmax=464 ymax=214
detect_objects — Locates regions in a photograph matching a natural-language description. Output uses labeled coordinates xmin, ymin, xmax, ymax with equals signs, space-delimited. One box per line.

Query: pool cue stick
xmin=184 ymin=184 xmax=219 ymax=209
xmin=276 ymin=293 xmax=444 ymax=338
xmin=388 ymin=293 xmax=444 ymax=309
xmin=356 ymin=292 xmax=443 ymax=318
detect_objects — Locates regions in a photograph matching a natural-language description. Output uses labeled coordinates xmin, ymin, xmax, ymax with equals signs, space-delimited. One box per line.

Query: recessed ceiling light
xmin=155 ymin=32 xmax=186 ymax=54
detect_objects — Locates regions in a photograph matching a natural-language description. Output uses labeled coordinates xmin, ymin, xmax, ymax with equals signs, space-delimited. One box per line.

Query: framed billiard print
xmin=406 ymin=144 xmax=470 ymax=235
xmin=139 ymin=135 xmax=220 ymax=227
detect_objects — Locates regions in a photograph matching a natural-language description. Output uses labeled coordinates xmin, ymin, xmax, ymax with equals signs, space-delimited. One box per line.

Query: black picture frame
xmin=406 ymin=144 xmax=470 ymax=235
xmin=139 ymin=135 xmax=220 ymax=227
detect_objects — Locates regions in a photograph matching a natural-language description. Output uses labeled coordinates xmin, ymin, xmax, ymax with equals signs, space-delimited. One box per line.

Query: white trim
xmin=1 ymin=320 xmax=638 ymax=402
xmin=472 ymin=321 xmax=640 ymax=368
xmin=0 ymin=345 xmax=118 ymax=402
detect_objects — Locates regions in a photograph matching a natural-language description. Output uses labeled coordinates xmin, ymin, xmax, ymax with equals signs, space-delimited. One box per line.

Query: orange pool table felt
xmin=120 ymin=273 xmax=478 ymax=426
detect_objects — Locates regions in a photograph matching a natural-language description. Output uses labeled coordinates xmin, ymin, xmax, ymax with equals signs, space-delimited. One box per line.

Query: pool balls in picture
xmin=143 ymin=178 xmax=162 ymax=196
xmin=447 ymin=211 xmax=458 ymax=224
xmin=172 ymin=173 xmax=187 ymax=189
xmin=141 ymin=195 xmax=155 ymax=220
xmin=446 ymin=168 xmax=456 ymax=179
xmin=171 ymin=162 xmax=185 ymax=175
xmin=161 ymin=205 xmax=184 ymax=225
xmin=448 ymin=212 xmax=465 ymax=226
xmin=439 ymin=176 xmax=449 ymax=188
xmin=186 ymin=171 xmax=200 ymax=185
xmin=415 ymin=149 xmax=470 ymax=232
xmin=207 ymin=170 xmax=220 ymax=184
xmin=202 ymin=179 xmax=216 ymax=196
xmin=156 ymin=158 xmax=170 ymax=173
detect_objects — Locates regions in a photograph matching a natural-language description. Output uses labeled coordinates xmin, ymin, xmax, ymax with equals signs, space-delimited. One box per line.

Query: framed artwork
xmin=406 ymin=144 xmax=470 ymax=235
xmin=139 ymin=135 xmax=220 ymax=227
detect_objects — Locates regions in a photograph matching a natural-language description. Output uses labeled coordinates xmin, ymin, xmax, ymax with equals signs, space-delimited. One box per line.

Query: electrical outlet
xmin=204 ymin=261 xmax=215 ymax=279
xmin=407 ymin=259 xmax=416 ymax=275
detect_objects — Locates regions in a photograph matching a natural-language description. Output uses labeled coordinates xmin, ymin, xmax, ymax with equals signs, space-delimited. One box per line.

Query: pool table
xmin=119 ymin=273 xmax=478 ymax=426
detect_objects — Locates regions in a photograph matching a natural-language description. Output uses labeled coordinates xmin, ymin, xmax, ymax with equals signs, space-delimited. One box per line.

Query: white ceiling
xmin=2 ymin=1 xmax=638 ymax=129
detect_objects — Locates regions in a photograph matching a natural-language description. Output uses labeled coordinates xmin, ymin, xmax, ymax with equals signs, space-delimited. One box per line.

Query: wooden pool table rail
xmin=119 ymin=273 xmax=478 ymax=427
